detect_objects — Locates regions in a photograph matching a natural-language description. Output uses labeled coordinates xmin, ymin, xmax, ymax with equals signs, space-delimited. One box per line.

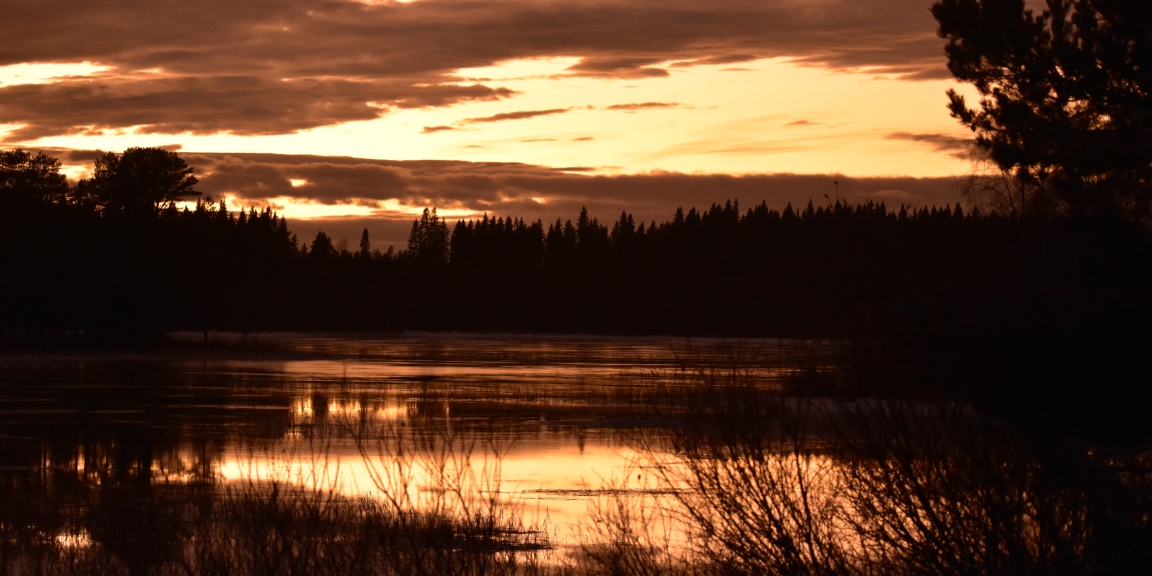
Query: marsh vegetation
xmin=1 ymin=336 xmax=1148 ymax=575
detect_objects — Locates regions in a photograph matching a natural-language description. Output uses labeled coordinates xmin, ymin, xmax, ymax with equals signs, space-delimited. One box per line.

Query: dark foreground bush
xmin=579 ymin=364 xmax=1152 ymax=576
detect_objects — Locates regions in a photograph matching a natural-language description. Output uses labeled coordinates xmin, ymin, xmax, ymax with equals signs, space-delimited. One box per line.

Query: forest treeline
xmin=5 ymin=147 xmax=1152 ymax=439
xmin=3 ymin=147 xmax=1150 ymax=341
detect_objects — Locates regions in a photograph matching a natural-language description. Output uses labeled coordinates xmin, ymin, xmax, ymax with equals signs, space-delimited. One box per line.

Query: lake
xmin=0 ymin=333 xmax=795 ymax=550
xmin=4 ymin=333 xmax=1136 ymax=575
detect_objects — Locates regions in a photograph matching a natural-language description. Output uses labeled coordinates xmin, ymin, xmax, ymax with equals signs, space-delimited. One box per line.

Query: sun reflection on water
xmin=2 ymin=334 xmax=798 ymax=559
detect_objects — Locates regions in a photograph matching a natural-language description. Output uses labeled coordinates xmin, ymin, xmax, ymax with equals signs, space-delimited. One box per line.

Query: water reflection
xmin=8 ymin=335 xmax=1140 ymax=574
xmin=0 ymin=334 xmax=788 ymax=552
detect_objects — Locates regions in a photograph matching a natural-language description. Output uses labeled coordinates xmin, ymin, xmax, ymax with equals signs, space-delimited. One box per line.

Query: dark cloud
xmin=671 ymin=54 xmax=758 ymax=68
xmin=565 ymin=58 xmax=671 ymax=79
xmin=60 ymin=149 xmax=108 ymax=162
xmin=0 ymin=143 xmax=972 ymax=253
xmin=458 ymin=108 xmax=571 ymax=125
xmin=785 ymin=120 xmax=818 ymax=126
xmin=110 ymin=151 xmax=961 ymax=247
xmin=604 ymin=102 xmax=683 ymax=111
xmin=2 ymin=0 xmax=948 ymax=141
xmin=422 ymin=125 xmax=456 ymax=133
xmin=571 ymin=137 xmax=595 ymax=141
xmin=0 ymin=76 xmax=511 ymax=141
xmin=887 ymin=131 xmax=973 ymax=158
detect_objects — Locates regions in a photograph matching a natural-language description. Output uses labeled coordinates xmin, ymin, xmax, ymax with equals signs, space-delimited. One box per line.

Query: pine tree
xmin=407 ymin=207 xmax=450 ymax=263
xmin=83 ymin=147 xmax=200 ymax=216
xmin=358 ymin=228 xmax=371 ymax=259
xmin=311 ymin=231 xmax=336 ymax=258
xmin=0 ymin=149 xmax=70 ymax=206
xmin=934 ymin=0 xmax=1152 ymax=222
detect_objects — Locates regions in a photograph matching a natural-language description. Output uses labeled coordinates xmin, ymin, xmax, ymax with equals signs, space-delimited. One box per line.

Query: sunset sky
xmin=2 ymin=0 xmax=979 ymax=249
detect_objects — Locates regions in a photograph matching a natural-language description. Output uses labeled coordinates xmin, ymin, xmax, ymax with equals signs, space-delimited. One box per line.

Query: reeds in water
xmin=577 ymin=352 xmax=1152 ymax=575
xmin=1 ymin=415 xmax=556 ymax=576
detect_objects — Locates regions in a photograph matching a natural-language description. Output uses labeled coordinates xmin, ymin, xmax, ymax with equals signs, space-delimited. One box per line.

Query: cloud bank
xmin=177 ymin=151 xmax=963 ymax=247
xmin=174 ymin=152 xmax=959 ymax=213
xmin=2 ymin=0 xmax=949 ymax=141
xmin=887 ymin=131 xmax=972 ymax=159
xmin=37 ymin=148 xmax=964 ymax=247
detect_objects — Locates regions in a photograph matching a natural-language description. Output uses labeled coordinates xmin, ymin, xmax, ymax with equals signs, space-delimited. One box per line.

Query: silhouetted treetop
xmin=358 ymin=228 xmax=372 ymax=259
xmin=81 ymin=147 xmax=200 ymax=216
xmin=408 ymin=207 xmax=449 ymax=264
xmin=0 ymin=149 xmax=69 ymax=206
xmin=934 ymin=0 xmax=1152 ymax=222
xmin=310 ymin=231 xmax=336 ymax=258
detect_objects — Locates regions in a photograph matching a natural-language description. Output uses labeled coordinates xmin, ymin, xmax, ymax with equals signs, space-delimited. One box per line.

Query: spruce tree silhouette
xmin=358 ymin=228 xmax=372 ymax=259
xmin=407 ymin=207 xmax=449 ymax=264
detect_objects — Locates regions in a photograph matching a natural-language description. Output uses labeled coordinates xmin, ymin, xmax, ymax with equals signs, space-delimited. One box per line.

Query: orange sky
xmin=0 ymin=0 xmax=978 ymax=245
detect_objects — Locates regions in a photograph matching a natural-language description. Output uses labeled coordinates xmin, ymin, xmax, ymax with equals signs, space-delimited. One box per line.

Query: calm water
xmin=0 ymin=333 xmax=799 ymax=543
xmin=5 ymin=334 xmax=1138 ymax=575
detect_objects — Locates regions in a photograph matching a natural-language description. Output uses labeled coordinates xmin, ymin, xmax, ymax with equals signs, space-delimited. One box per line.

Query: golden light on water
xmin=215 ymin=441 xmax=659 ymax=542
